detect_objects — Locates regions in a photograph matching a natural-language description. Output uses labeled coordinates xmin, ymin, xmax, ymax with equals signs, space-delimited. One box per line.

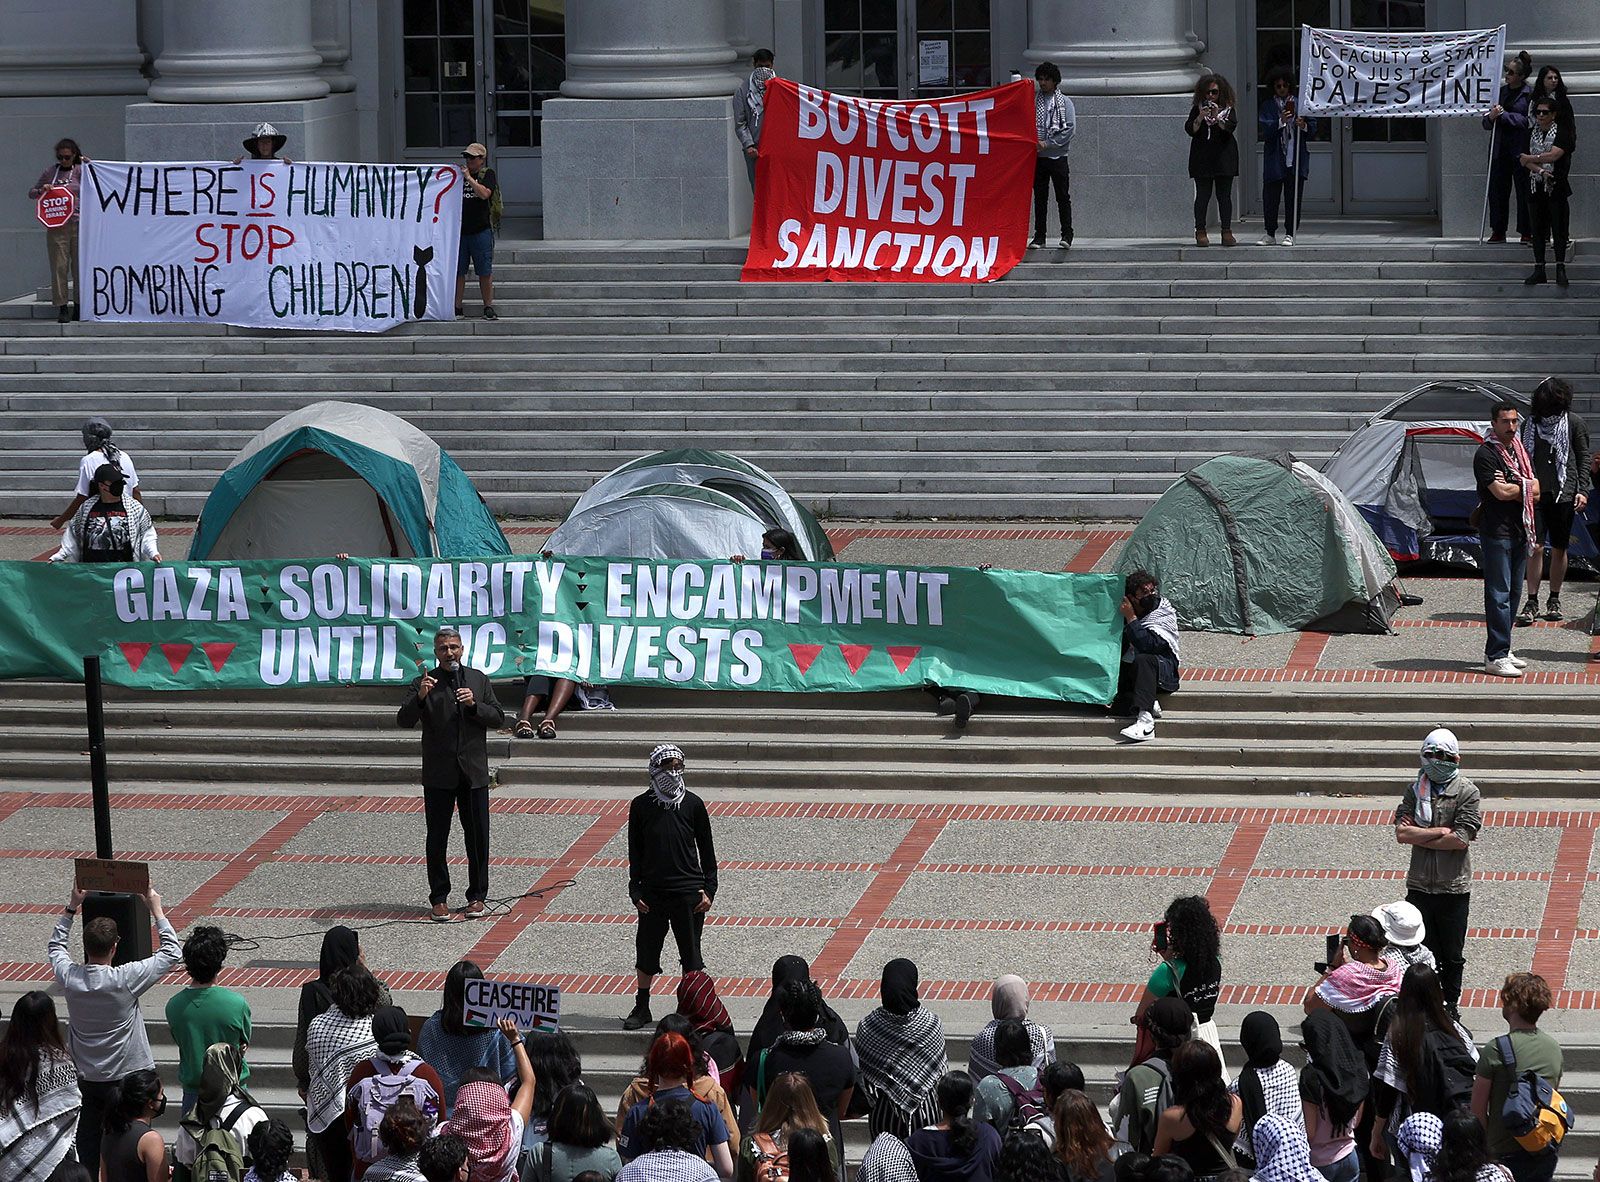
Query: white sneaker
xmin=1120 ymin=712 xmax=1156 ymax=742
xmin=1152 ymin=701 xmax=1163 ymax=719
xmin=1484 ymin=657 xmax=1523 ymax=678
xmin=1283 ymin=234 xmax=1295 ymax=246
xmin=1506 ymin=653 xmax=1528 ymax=669
xmin=1256 ymin=234 xmax=1276 ymax=246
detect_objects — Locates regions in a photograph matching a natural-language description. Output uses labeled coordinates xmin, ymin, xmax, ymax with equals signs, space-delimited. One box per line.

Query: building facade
xmin=1 ymin=0 xmax=1592 ymax=290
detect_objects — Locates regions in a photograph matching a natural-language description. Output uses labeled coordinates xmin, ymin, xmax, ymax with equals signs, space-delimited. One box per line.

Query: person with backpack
xmin=1470 ymin=973 xmax=1566 ymax=1182
xmin=456 ymin=142 xmax=499 ymax=320
xmin=1229 ymin=1013 xmax=1300 ymax=1166
xmin=364 ymin=1096 xmax=437 ymax=1182
xmin=1298 ymin=1013 xmax=1367 ymax=1182
xmin=345 ymin=1006 xmax=446 ymax=1182
xmin=749 ymin=980 xmax=854 ymax=1158
xmin=736 ymin=1072 xmax=837 ymax=1182
xmin=618 ymin=1032 xmax=734 ymax=1178
xmin=1370 ymin=965 xmax=1479 ymax=1166
xmin=1152 ymin=1042 xmax=1243 ymax=1179
xmin=174 ymin=1043 xmax=267 ymax=1182
xmin=974 ymin=1020 xmax=1045 ymax=1134
xmin=1113 ymin=998 xmax=1192 ymax=1156
xmin=908 ymin=1073 xmax=1003 ymax=1182
xmin=1052 ymin=1091 xmax=1115 ymax=1182
xmin=970 ymin=977 xmax=1058 ymax=1083
xmin=1031 ymin=1064 xmax=1088 ymax=1150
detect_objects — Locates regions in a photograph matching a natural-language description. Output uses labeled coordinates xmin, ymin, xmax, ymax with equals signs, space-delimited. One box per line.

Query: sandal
xmin=536 ymin=719 xmax=557 ymax=739
xmin=514 ymin=720 xmax=536 ymax=739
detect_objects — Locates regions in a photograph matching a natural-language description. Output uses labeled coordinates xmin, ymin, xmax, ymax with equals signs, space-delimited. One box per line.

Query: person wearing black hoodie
xmin=909 ymin=1073 xmax=1003 ymax=1182
xmin=743 ymin=956 xmax=850 ymax=1128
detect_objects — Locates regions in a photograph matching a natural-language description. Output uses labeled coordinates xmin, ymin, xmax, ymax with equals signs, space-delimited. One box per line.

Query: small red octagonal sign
xmin=36 ymin=185 xmax=74 ymax=229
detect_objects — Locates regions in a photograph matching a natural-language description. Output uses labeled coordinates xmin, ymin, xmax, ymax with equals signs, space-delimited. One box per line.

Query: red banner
xmin=741 ymin=79 xmax=1035 ymax=283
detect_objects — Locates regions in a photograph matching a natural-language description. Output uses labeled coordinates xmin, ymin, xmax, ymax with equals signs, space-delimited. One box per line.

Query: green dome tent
xmin=190 ymin=401 xmax=509 ymax=560
xmin=1119 ymin=452 xmax=1399 ymax=635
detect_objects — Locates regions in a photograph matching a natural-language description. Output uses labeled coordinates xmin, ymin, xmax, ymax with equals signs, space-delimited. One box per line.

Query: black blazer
xmin=1186 ymin=104 xmax=1240 ymax=178
xmin=396 ymin=665 xmax=505 ymax=790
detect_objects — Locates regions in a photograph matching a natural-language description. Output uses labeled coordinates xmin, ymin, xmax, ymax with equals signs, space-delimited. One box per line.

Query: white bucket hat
xmin=1372 ymin=900 xmax=1427 ymax=948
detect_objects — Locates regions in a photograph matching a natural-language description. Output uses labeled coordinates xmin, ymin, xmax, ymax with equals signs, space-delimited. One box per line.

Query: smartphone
xmin=1314 ymin=932 xmax=1341 ymax=974
xmin=1153 ymin=921 xmax=1169 ymax=953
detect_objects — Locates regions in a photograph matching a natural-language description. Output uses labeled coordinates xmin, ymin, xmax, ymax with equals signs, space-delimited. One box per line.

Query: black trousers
xmin=424 ymin=774 xmax=490 ymax=904
xmin=1528 ymin=186 xmax=1570 ymax=265
xmin=310 ymin=1123 xmax=353 ymax=1182
xmin=76 ymin=1076 xmax=120 ymax=1174
xmin=635 ymin=891 xmax=706 ymax=975
xmin=1033 ymin=156 xmax=1073 ymax=242
xmin=1488 ymin=157 xmax=1531 ymax=236
xmin=1117 ymin=653 xmax=1169 ymax=714
xmin=1263 ymin=173 xmax=1306 ymax=236
xmin=1193 ymin=177 xmax=1233 ymax=231
xmin=1407 ymin=888 xmax=1471 ymax=1008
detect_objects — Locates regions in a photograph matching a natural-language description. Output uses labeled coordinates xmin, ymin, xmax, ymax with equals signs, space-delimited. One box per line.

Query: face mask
xmin=760 ymin=549 xmax=773 ymax=560
xmin=154 ymin=1095 xmax=168 ymax=1116
xmin=1136 ymin=592 xmax=1161 ymax=615
xmin=1422 ymin=756 xmax=1458 ymax=783
xmin=105 ymin=479 xmax=126 ymax=497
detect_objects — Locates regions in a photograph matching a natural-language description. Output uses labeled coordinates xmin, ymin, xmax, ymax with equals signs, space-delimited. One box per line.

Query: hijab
xmin=748 ymin=956 xmax=847 ymax=1064
xmin=449 ymin=1080 xmax=516 ymax=1182
xmin=1240 ymin=1011 xmax=1282 ymax=1070
xmin=1300 ymin=1011 xmax=1368 ymax=1129
xmin=191 ymin=1042 xmax=251 ymax=1126
xmin=991 ymin=975 xmax=1030 ymax=1020
xmin=649 ymin=743 xmax=687 ymax=809
xmin=677 ymin=970 xmax=734 ymax=1035
xmin=320 ymin=926 xmax=361 ymax=981
xmin=372 ymin=1006 xmax=411 ymax=1058
xmin=1251 ymin=1113 xmax=1324 ymax=1182
xmin=882 ymin=958 xmax=920 ymax=1016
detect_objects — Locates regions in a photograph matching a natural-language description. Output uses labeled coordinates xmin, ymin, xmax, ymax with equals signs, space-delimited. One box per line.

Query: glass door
xmin=398 ymin=0 xmax=565 ymax=219
xmin=821 ymin=0 xmax=990 ymax=99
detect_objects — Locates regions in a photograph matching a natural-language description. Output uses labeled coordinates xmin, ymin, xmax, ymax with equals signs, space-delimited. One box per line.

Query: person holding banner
xmin=456 ymin=144 xmax=499 ymax=320
xmin=26 ymin=137 xmax=85 ymax=323
xmin=1257 ymin=70 xmax=1314 ymax=247
xmin=232 ymin=122 xmax=293 ymax=165
xmin=1519 ymin=98 xmax=1575 ymax=288
xmin=735 ymin=50 xmax=776 ymax=190
xmin=1186 ymin=76 xmax=1240 ymax=247
xmin=1483 ymin=53 xmax=1534 ymax=244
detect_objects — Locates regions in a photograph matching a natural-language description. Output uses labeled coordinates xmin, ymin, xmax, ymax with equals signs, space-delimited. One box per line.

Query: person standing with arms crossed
xmin=624 ymin=744 xmax=718 ymax=1030
xmin=397 ymin=626 xmax=505 ymax=922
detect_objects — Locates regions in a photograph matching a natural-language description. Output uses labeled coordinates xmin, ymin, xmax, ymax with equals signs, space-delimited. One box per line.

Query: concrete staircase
xmin=1 ymin=240 xmax=1595 ymax=523
xmin=4 ymin=679 xmax=1596 ymax=798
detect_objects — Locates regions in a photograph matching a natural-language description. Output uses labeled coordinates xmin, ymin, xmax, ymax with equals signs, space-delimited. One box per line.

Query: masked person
xmin=52 ymin=417 xmax=141 ymax=531
xmin=735 ymin=50 xmax=776 ymax=190
xmin=1393 ymin=729 xmax=1481 ymax=1016
xmin=1117 ymin=570 xmax=1180 ymax=742
xmin=625 ymin=744 xmax=719 ymax=1030
xmin=49 ymin=461 xmax=159 ymax=563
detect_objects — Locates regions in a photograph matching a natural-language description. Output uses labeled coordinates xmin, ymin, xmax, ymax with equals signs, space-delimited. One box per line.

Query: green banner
xmin=0 ymin=556 xmax=1121 ymax=703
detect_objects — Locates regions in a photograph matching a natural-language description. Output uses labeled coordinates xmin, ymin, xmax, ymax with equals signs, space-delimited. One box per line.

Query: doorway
xmin=398 ymin=0 xmax=565 ymax=218
xmin=821 ymin=0 xmax=992 ymax=100
xmin=1254 ymin=0 xmax=1433 ymax=214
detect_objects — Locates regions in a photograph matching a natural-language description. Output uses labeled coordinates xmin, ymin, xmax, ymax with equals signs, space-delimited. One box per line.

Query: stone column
xmin=1025 ymin=0 xmax=1202 ymax=96
xmin=312 ymin=0 xmax=356 ymax=95
xmin=1464 ymin=1 xmax=1600 ymax=92
xmin=128 ymin=0 xmax=358 ymax=163
xmin=543 ymin=0 xmax=750 ymax=239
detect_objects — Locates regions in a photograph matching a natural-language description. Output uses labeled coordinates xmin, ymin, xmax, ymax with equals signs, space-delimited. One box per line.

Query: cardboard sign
xmin=37 ymin=185 xmax=74 ymax=229
xmin=74 ymin=857 xmax=150 ymax=895
xmin=463 ymin=977 xmax=561 ymax=1031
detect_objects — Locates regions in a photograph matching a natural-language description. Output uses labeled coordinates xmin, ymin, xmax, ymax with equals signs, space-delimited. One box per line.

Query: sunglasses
xmin=1423 ymin=750 xmax=1459 ymax=762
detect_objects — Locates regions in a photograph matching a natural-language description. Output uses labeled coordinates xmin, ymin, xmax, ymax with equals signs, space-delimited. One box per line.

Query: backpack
xmin=347 ymin=1057 xmax=442 ymax=1162
xmin=185 ymin=1101 xmax=255 ymax=1182
xmin=488 ymin=177 xmax=504 ymax=233
xmin=998 ymin=1072 xmax=1051 ymax=1134
xmin=1496 ymin=1035 xmax=1573 ymax=1153
xmin=1413 ymin=1028 xmax=1478 ymax=1117
xmin=750 ymin=1132 xmax=791 ymax=1182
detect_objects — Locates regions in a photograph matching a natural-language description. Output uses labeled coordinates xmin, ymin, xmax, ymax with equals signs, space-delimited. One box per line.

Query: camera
xmin=1313 ymin=932 xmax=1341 ymax=974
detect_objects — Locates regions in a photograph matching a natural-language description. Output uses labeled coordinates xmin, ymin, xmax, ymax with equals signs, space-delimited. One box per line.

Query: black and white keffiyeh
xmin=1395 ymin=1112 xmax=1441 ymax=1182
xmin=748 ymin=67 xmax=776 ymax=125
xmin=855 ymin=1006 xmax=948 ymax=1118
xmin=857 ymin=1133 xmax=920 ymax=1182
xmin=303 ymin=1007 xmax=377 ymax=1133
xmin=1523 ymin=413 xmax=1572 ymax=498
xmin=0 ymin=1052 xmax=80 ymax=1182
xmin=649 ymin=743 xmax=687 ymax=809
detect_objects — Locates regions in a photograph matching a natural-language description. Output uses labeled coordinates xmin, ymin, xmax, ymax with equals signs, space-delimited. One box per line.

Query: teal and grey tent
xmin=1118 ymin=452 xmax=1399 ymax=635
xmin=190 ymin=401 xmax=508 ymax=560
xmin=548 ymin=449 xmax=833 ymax=560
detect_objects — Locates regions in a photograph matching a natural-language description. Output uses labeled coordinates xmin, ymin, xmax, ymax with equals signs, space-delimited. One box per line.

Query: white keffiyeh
xmin=649 ymin=743 xmax=686 ymax=809
xmin=748 ymin=67 xmax=775 ymax=126
xmin=1522 ymin=413 xmax=1572 ymax=499
xmin=0 ymin=1052 xmax=80 ymax=1182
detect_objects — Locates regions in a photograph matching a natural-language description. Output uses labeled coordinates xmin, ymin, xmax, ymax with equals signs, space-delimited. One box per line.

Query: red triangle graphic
xmin=839 ymin=644 xmax=872 ymax=674
xmin=886 ymin=645 xmax=921 ymax=673
xmin=160 ymin=642 xmax=193 ymax=674
xmin=119 ymin=642 xmax=152 ymax=673
xmin=200 ymin=642 xmax=236 ymax=673
xmin=789 ymin=643 xmax=823 ymax=674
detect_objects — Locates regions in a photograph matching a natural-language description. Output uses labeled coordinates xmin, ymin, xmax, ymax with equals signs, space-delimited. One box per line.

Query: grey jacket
xmin=1394 ymin=772 xmax=1481 ymax=894
xmin=734 ymin=72 xmax=766 ymax=150
xmin=49 ymin=909 xmax=181 ymax=1081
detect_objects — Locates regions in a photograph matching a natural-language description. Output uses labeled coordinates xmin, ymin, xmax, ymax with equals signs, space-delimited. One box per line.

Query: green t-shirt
xmin=1148 ymin=958 xmax=1185 ymax=997
xmin=1476 ymin=1028 xmax=1562 ymax=1158
xmin=165 ymin=985 xmax=252 ymax=1090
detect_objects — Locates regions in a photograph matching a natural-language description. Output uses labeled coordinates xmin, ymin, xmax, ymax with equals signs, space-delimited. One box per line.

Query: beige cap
xmin=462 ymin=142 xmax=488 ymax=158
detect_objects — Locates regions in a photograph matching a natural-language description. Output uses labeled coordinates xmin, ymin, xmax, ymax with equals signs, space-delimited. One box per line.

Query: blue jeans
xmin=1316 ymin=1151 xmax=1360 ymax=1182
xmin=1479 ymin=531 xmax=1527 ymax=660
xmin=1502 ymin=1146 xmax=1559 ymax=1182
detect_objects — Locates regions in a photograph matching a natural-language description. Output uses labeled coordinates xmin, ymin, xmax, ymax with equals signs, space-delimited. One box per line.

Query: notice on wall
xmin=918 ymin=39 xmax=950 ymax=87
xmin=742 ymin=79 xmax=1035 ymax=282
xmin=78 ymin=160 xmax=464 ymax=332
xmin=463 ymin=978 xmax=561 ymax=1031
xmin=1297 ymin=25 xmax=1506 ymax=117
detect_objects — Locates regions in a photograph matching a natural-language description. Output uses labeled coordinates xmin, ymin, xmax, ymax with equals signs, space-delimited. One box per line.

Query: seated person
xmin=1116 ymin=570 xmax=1179 ymax=743
xmin=516 ymin=675 xmax=577 ymax=740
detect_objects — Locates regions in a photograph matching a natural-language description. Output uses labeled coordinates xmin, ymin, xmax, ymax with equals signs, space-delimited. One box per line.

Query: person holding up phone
xmin=1129 ymin=897 xmax=1225 ymax=1078
xmin=1116 ymin=570 xmax=1181 ymax=743
xmin=1185 ymin=74 xmax=1240 ymax=246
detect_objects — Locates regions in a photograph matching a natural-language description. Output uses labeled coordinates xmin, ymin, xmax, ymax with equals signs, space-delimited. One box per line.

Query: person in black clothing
xmin=1484 ymin=53 xmax=1534 ymax=243
xmin=49 ymin=462 xmax=161 ymax=565
xmin=1520 ymin=97 xmax=1576 ymax=287
xmin=456 ymin=142 xmax=499 ymax=320
xmin=1474 ymin=404 xmax=1539 ymax=678
xmin=625 ymin=743 xmax=718 ymax=1030
xmin=1518 ymin=377 xmax=1590 ymax=623
xmin=752 ymin=979 xmax=857 ymax=1154
xmin=1116 ymin=571 xmax=1180 ymax=744
xmin=1185 ymin=74 xmax=1239 ymax=246
xmin=396 ymin=626 xmax=506 ymax=920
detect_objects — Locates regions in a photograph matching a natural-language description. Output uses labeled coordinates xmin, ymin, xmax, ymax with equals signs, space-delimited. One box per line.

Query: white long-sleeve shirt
xmin=49 ymin=908 xmax=181 ymax=1081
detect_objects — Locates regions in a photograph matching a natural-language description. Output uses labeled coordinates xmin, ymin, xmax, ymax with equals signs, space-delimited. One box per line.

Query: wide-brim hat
xmin=244 ymin=122 xmax=287 ymax=153
xmin=1371 ymin=900 xmax=1426 ymax=948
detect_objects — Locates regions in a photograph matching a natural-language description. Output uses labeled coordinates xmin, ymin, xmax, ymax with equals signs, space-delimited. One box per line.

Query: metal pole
xmin=1289 ymin=119 xmax=1301 ymax=239
xmin=1479 ymin=122 xmax=1497 ymax=244
xmin=84 ymin=656 xmax=112 ymax=859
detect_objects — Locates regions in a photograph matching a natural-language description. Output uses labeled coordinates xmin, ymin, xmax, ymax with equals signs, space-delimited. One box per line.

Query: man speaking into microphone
xmin=397 ymin=625 xmax=505 ymax=921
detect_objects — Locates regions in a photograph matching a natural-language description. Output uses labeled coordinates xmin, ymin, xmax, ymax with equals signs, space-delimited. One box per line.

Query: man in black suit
xmin=397 ymin=625 xmax=505 ymax=920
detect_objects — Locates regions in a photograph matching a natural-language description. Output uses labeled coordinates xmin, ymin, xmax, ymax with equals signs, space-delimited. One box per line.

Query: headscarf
xmin=1251 ymin=1113 xmax=1323 ymax=1182
xmin=81 ymin=417 xmax=119 ymax=461
xmin=191 ymin=1042 xmax=251 ymax=1126
xmin=448 ymin=1080 xmax=516 ymax=1182
xmin=1300 ymin=1011 xmax=1368 ymax=1129
xmin=1240 ymin=1012 xmax=1282 ymax=1070
xmin=301 ymin=925 xmax=361 ymax=1021
xmin=858 ymin=1132 xmax=920 ymax=1182
xmin=1395 ymin=1112 xmax=1443 ymax=1182
xmin=881 ymin=958 xmax=920 ymax=1015
xmin=677 ymin=970 xmax=733 ymax=1035
xmin=1491 ymin=428 xmax=1539 ymax=554
xmin=649 ymin=743 xmax=686 ymax=809
xmin=991 ymin=975 xmax=1029 ymax=1020
xmin=1415 ymin=727 xmax=1460 ymax=824
xmin=748 ymin=956 xmax=847 ymax=1064
xmin=372 ymin=1006 xmax=411 ymax=1057
xmin=1522 ymin=411 xmax=1572 ymax=499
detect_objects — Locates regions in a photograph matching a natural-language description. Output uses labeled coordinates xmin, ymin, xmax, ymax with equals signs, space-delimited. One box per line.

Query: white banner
xmin=1297 ymin=25 xmax=1506 ymax=117
xmin=79 ymin=160 xmax=464 ymax=332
